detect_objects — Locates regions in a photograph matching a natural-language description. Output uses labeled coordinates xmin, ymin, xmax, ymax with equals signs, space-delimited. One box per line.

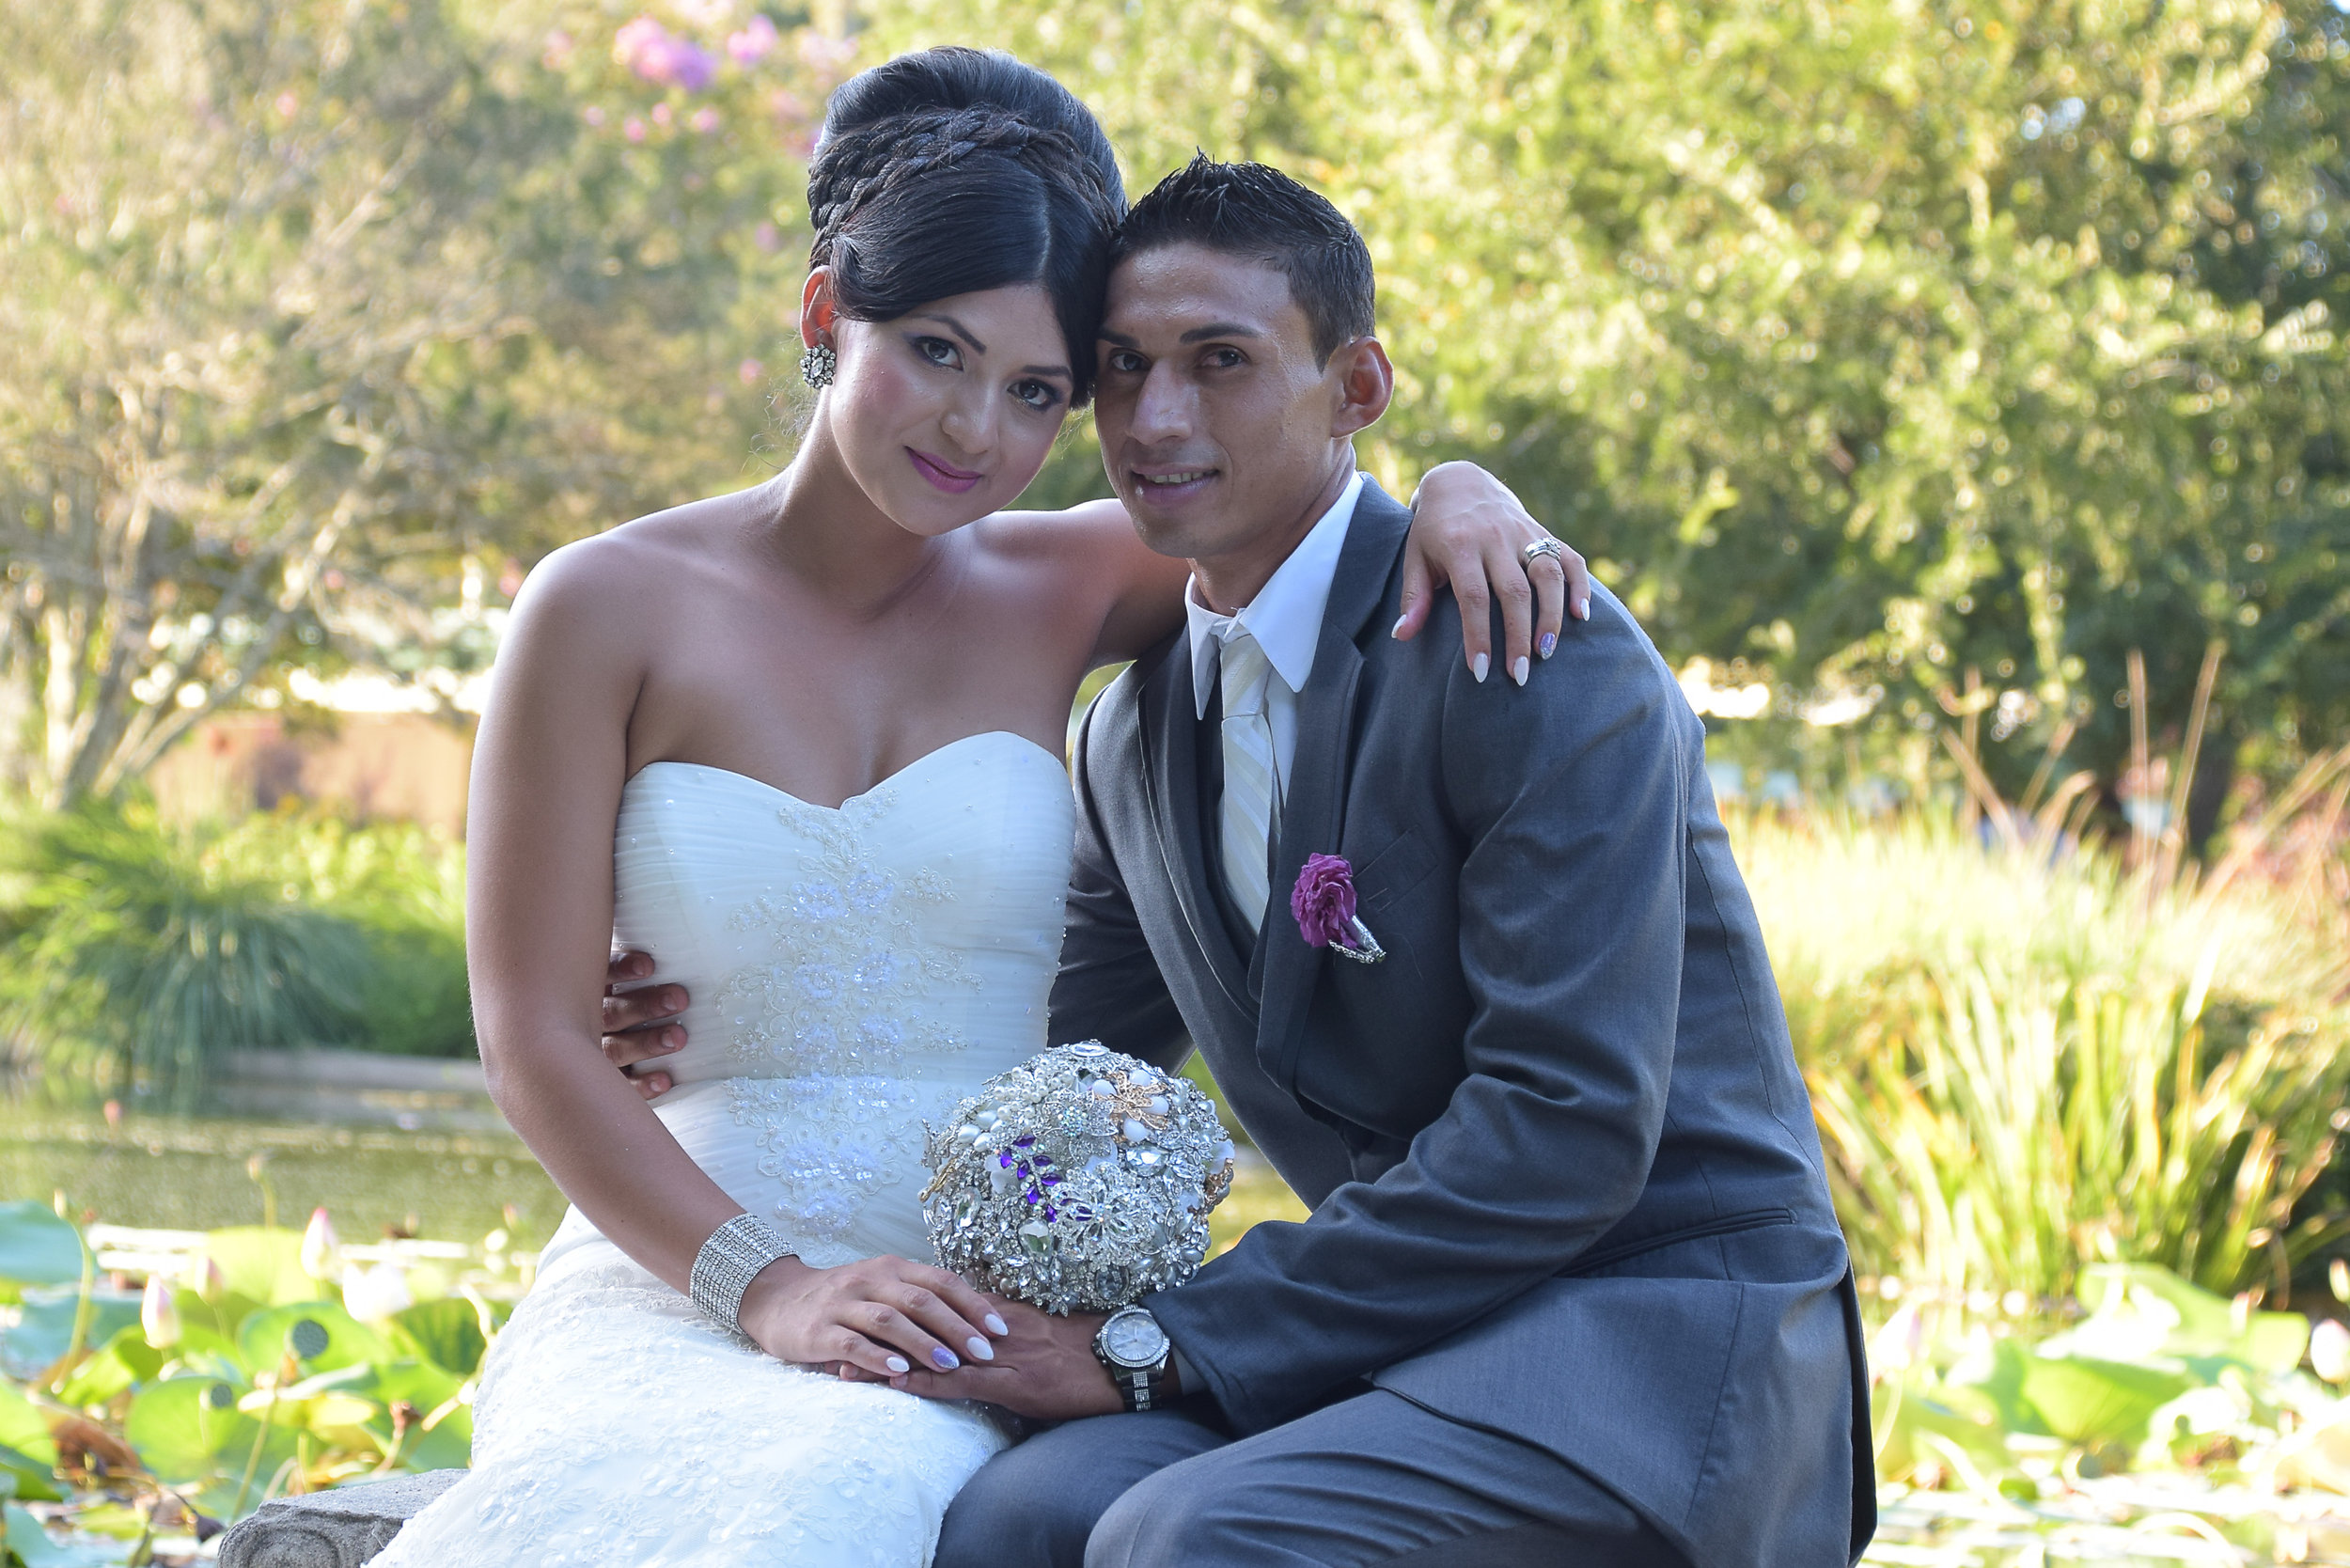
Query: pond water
xmin=0 ymin=1095 xmax=568 ymax=1250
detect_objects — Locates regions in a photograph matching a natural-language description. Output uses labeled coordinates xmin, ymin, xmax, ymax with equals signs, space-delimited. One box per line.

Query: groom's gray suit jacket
xmin=1045 ymin=479 xmax=1874 ymax=1568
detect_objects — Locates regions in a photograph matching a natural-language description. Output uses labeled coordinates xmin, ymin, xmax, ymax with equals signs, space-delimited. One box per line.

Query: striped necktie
xmin=1217 ymin=628 xmax=1278 ymax=933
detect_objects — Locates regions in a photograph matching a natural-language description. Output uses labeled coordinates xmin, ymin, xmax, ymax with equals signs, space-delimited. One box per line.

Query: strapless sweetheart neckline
xmin=628 ymin=729 xmax=1062 ymax=814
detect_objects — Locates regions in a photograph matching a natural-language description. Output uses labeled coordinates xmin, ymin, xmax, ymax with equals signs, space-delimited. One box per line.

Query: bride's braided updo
xmin=804 ymin=49 xmax=1127 ymax=404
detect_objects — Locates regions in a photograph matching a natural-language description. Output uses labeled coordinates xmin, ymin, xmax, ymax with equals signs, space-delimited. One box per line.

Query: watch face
xmin=1102 ymin=1310 xmax=1169 ymax=1368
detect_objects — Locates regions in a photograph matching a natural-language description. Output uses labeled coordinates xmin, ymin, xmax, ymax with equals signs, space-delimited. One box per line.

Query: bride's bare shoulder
xmin=510 ymin=489 xmax=757 ymax=618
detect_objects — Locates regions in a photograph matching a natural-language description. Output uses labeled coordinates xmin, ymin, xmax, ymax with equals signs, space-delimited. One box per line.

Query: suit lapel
xmin=1254 ymin=482 xmax=1412 ymax=1090
xmin=1135 ymin=643 xmax=1254 ymax=1016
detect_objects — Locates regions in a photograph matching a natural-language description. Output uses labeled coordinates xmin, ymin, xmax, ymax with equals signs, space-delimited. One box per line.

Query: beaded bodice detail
xmin=571 ymin=731 xmax=1074 ymax=1269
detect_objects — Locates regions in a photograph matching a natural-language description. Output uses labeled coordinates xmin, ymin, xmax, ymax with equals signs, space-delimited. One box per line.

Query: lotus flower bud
xmin=188 ymin=1255 xmax=226 ymax=1303
xmin=141 ymin=1272 xmax=181 ymax=1349
xmin=2311 ymin=1318 xmax=2350 ymax=1386
xmin=300 ymin=1207 xmax=339 ymax=1278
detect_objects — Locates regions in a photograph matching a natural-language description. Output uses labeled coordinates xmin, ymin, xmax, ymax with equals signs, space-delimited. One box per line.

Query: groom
xmin=924 ymin=157 xmax=1871 ymax=1568
xmin=610 ymin=157 xmax=1872 ymax=1565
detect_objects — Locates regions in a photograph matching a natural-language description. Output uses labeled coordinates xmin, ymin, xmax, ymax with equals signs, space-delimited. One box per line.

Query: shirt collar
xmin=1187 ymin=471 xmax=1366 ymax=720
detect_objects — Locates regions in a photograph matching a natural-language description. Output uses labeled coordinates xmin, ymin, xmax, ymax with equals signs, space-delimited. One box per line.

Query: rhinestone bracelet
xmin=688 ymin=1212 xmax=795 ymax=1335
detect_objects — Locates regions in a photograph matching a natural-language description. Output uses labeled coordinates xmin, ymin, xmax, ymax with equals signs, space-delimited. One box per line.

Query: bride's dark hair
xmin=807 ymin=48 xmax=1127 ymax=404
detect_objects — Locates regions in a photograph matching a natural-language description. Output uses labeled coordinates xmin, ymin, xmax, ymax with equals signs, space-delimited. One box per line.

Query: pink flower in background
xmin=613 ymin=16 xmax=666 ymax=71
xmin=541 ymin=28 xmax=575 ymax=70
xmin=651 ymin=101 xmax=674 ymax=127
xmin=661 ymin=40 xmax=718 ymax=91
xmin=614 ymin=16 xmax=718 ymax=92
xmin=738 ymin=358 xmax=765 ymax=384
xmin=1291 ymin=854 xmax=1359 ymax=949
xmin=753 ymin=221 xmax=781 ymax=253
xmin=623 ymin=115 xmax=648 ymax=143
xmin=728 ymin=14 xmax=778 ymax=65
xmin=691 ymin=106 xmax=721 ymax=133
xmin=582 ymin=104 xmax=607 ymax=128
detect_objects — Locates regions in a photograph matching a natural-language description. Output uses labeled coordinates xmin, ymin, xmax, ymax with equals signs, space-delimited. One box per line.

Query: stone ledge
xmin=218 ymin=1470 xmax=463 ymax=1568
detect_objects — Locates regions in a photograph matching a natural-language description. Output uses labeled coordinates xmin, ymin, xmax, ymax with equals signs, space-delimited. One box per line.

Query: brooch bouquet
xmin=921 ymin=1043 xmax=1236 ymax=1313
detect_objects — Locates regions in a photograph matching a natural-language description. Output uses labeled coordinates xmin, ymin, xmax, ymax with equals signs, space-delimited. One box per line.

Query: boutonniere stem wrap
xmin=1292 ymin=852 xmax=1386 ymax=964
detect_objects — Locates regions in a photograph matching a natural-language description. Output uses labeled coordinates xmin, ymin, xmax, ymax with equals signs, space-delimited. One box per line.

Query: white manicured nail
xmin=967 ymin=1337 xmax=994 ymax=1361
xmin=886 ymin=1355 xmax=910 ymax=1374
xmin=1512 ymin=657 xmax=1529 ymax=686
xmin=1391 ymin=614 xmax=1408 ymax=638
xmin=984 ymin=1313 xmax=1009 ymax=1336
xmin=1472 ymin=653 xmax=1489 ymax=683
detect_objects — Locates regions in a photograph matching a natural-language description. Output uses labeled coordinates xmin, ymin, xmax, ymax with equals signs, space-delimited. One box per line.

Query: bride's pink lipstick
xmin=908 ymin=447 xmax=983 ymax=495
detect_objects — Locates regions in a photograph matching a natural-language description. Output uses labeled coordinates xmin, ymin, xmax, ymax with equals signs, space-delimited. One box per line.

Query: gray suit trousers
xmin=933 ymin=1389 xmax=1691 ymax=1568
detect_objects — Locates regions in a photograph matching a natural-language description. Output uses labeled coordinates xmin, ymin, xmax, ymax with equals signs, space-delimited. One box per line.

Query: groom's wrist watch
xmin=1092 ymin=1306 xmax=1174 ymax=1412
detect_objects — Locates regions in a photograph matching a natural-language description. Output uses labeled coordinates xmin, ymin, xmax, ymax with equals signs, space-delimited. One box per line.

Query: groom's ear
xmin=1328 ymin=335 xmax=1395 ymax=439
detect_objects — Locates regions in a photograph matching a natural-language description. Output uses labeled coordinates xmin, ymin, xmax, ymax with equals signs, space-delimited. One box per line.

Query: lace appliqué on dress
xmin=716 ymin=790 xmax=979 ymax=1077
xmin=728 ymin=1075 xmax=959 ymax=1264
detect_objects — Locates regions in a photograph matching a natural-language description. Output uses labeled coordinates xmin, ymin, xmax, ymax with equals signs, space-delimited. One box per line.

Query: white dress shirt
xmin=1184 ymin=471 xmax=1367 ymax=822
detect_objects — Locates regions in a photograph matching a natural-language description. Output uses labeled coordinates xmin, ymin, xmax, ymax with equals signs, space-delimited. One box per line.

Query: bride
xmin=375 ymin=45 xmax=1568 ymax=1568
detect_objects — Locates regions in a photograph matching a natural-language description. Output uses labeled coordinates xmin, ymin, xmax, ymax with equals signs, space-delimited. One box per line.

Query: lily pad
xmin=52 ymin=1325 xmax=164 ymax=1408
xmin=2018 ymin=1353 xmax=2194 ymax=1447
xmin=0 ymin=1379 xmax=56 ymax=1468
xmin=389 ymin=1298 xmax=486 ymax=1375
xmin=0 ymin=1204 xmax=85 ymax=1290
xmin=123 ymin=1375 xmax=293 ymax=1486
xmin=202 ymin=1228 xmax=312 ymax=1309
xmin=0 ymin=1288 xmax=141 ymax=1384
xmin=236 ymin=1303 xmax=392 ymax=1377
xmin=0 ymin=1439 xmax=64 ymax=1502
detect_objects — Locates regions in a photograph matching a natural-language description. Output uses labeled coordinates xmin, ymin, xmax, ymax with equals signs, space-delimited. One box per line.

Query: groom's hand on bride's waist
xmin=602 ymin=949 xmax=689 ymax=1099
xmin=886 ymin=1297 xmax=1133 ymax=1420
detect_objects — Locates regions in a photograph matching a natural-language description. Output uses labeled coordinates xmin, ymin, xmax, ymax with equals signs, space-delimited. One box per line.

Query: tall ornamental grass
xmin=1809 ymin=969 xmax=2348 ymax=1303
xmin=1735 ymin=743 xmax=2350 ymax=1304
xmin=0 ymin=803 xmax=473 ymax=1105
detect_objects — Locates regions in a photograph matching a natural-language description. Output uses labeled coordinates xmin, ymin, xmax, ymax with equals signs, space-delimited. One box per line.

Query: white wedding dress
xmin=374 ymin=731 xmax=1074 ymax=1567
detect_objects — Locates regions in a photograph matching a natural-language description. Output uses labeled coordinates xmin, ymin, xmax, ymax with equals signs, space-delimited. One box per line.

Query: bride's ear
xmin=799 ymin=267 xmax=840 ymax=357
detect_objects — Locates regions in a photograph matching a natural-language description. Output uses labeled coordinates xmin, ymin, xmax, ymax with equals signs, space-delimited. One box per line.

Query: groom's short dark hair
xmin=1113 ymin=154 xmax=1375 ymax=366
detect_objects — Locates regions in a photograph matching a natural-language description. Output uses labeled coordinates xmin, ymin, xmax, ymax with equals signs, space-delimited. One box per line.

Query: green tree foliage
xmin=5 ymin=0 xmax=2344 ymax=813
xmin=0 ymin=0 xmax=830 ymax=806
xmin=874 ymin=0 xmax=2350 ymax=808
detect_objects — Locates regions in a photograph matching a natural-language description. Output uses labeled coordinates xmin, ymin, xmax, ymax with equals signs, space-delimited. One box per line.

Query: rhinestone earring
xmin=799 ymin=342 xmax=837 ymax=389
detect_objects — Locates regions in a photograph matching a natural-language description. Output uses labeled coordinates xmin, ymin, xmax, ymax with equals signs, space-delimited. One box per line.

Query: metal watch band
xmin=1115 ymin=1364 xmax=1165 ymax=1413
xmin=688 ymin=1212 xmax=794 ymax=1334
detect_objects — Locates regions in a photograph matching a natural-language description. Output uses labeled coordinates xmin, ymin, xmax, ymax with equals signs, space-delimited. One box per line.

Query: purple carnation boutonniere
xmin=1291 ymin=853 xmax=1387 ymax=964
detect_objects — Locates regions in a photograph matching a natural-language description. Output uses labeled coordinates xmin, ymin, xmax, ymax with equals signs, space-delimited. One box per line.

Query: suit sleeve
xmin=1046 ymin=687 xmax=1192 ymax=1073
xmin=1144 ymin=598 xmax=1696 ymax=1431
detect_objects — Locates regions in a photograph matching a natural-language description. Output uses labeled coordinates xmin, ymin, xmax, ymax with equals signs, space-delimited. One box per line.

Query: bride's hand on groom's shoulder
xmin=601 ymin=949 xmax=689 ymax=1099
xmin=1398 ymin=461 xmax=1591 ymax=687
xmin=888 ymin=1297 xmax=1125 ymax=1420
xmin=736 ymin=1253 xmax=1012 ymax=1387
